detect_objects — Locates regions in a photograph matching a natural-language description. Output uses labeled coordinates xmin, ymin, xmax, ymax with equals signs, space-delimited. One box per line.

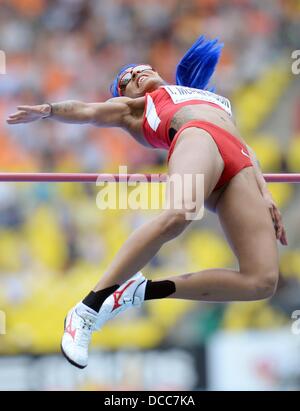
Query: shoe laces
xmin=75 ymin=316 xmax=94 ymax=347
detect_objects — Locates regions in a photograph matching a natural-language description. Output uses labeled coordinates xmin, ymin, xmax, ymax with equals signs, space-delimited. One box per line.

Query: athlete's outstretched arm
xmin=6 ymin=97 xmax=133 ymax=127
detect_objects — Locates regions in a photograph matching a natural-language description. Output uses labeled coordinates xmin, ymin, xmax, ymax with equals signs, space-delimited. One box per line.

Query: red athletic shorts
xmin=167 ymin=120 xmax=253 ymax=191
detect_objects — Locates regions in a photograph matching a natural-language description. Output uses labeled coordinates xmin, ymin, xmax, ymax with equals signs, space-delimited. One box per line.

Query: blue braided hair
xmin=175 ymin=35 xmax=223 ymax=91
xmin=110 ymin=36 xmax=223 ymax=97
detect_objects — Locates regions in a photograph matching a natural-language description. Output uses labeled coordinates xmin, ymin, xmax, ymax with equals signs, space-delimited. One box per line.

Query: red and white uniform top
xmin=142 ymin=85 xmax=232 ymax=149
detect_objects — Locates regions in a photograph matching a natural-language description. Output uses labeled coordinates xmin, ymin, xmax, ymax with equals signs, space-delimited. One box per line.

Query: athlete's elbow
xmin=89 ymin=108 xmax=121 ymax=127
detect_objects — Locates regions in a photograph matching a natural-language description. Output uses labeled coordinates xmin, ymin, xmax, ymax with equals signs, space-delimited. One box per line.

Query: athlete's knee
xmin=248 ymin=268 xmax=279 ymax=300
xmin=159 ymin=209 xmax=192 ymax=240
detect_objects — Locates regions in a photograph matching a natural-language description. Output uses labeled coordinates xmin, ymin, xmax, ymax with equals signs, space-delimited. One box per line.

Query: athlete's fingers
xmin=7 ymin=116 xmax=23 ymax=124
xmin=7 ymin=112 xmax=20 ymax=119
xmin=271 ymin=204 xmax=288 ymax=245
xmin=268 ymin=203 xmax=279 ymax=237
xmin=269 ymin=206 xmax=275 ymax=224
xmin=273 ymin=205 xmax=282 ymax=221
xmin=274 ymin=211 xmax=283 ymax=239
xmin=280 ymin=227 xmax=288 ymax=246
xmin=277 ymin=224 xmax=283 ymax=241
xmin=268 ymin=204 xmax=279 ymax=239
xmin=7 ymin=117 xmax=24 ymax=124
xmin=279 ymin=229 xmax=285 ymax=245
xmin=273 ymin=207 xmax=282 ymax=239
xmin=7 ymin=111 xmax=28 ymax=124
xmin=7 ymin=115 xmax=33 ymax=124
xmin=7 ymin=110 xmax=27 ymax=119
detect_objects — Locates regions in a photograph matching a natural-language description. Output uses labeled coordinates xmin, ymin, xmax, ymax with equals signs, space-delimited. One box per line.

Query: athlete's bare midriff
xmin=125 ymin=99 xmax=243 ymax=148
xmin=169 ymin=104 xmax=242 ymax=143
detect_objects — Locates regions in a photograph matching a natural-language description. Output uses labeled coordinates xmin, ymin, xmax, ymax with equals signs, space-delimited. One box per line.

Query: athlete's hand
xmin=6 ymin=104 xmax=51 ymax=124
xmin=263 ymin=190 xmax=288 ymax=246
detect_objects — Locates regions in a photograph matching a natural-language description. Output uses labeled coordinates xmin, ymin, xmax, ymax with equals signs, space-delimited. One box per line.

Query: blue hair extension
xmin=175 ymin=35 xmax=223 ymax=91
xmin=110 ymin=36 xmax=222 ymax=96
xmin=110 ymin=63 xmax=138 ymax=97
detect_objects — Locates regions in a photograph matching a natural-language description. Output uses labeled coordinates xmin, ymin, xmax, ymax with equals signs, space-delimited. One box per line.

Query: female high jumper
xmin=7 ymin=36 xmax=287 ymax=369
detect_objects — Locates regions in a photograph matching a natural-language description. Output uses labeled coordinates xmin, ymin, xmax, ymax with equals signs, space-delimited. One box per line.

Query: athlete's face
xmin=118 ymin=65 xmax=165 ymax=98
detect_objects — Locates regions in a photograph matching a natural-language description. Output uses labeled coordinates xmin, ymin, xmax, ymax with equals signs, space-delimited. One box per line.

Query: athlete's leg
xmin=61 ymin=127 xmax=225 ymax=368
xmin=93 ymin=127 xmax=224 ymax=291
xmin=165 ymin=166 xmax=279 ymax=301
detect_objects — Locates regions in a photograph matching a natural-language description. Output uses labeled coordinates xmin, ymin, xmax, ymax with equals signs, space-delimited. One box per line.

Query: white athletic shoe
xmin=61 ymin=306 xmax=97 ymax=369
xmin=61 ymin=272 xmax=147 ymax=368
xmin=94 ymin=272 xmax=147 ymax=330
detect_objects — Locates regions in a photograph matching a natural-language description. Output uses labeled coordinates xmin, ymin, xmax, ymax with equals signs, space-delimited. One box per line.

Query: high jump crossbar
xmin=0 ymin=173 xmax=299 ymax=183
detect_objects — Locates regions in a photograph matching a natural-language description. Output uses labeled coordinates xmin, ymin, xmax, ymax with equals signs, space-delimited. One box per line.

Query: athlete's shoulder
xmin=104 ymin=96 xmax=145 ymax=117
xmin=107 ymin=96 xmax=145 ymax=106
xmin=106 ymin=96 xmax=132 ymax=104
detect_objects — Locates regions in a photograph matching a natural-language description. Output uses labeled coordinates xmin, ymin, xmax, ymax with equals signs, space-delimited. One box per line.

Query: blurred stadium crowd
xmin=0 ymin=0 xmax=300 ymax=357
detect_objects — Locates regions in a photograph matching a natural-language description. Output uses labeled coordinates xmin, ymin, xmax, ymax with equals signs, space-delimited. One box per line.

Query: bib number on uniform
xmin=162 ymin=85 xmax=232 ymax=116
